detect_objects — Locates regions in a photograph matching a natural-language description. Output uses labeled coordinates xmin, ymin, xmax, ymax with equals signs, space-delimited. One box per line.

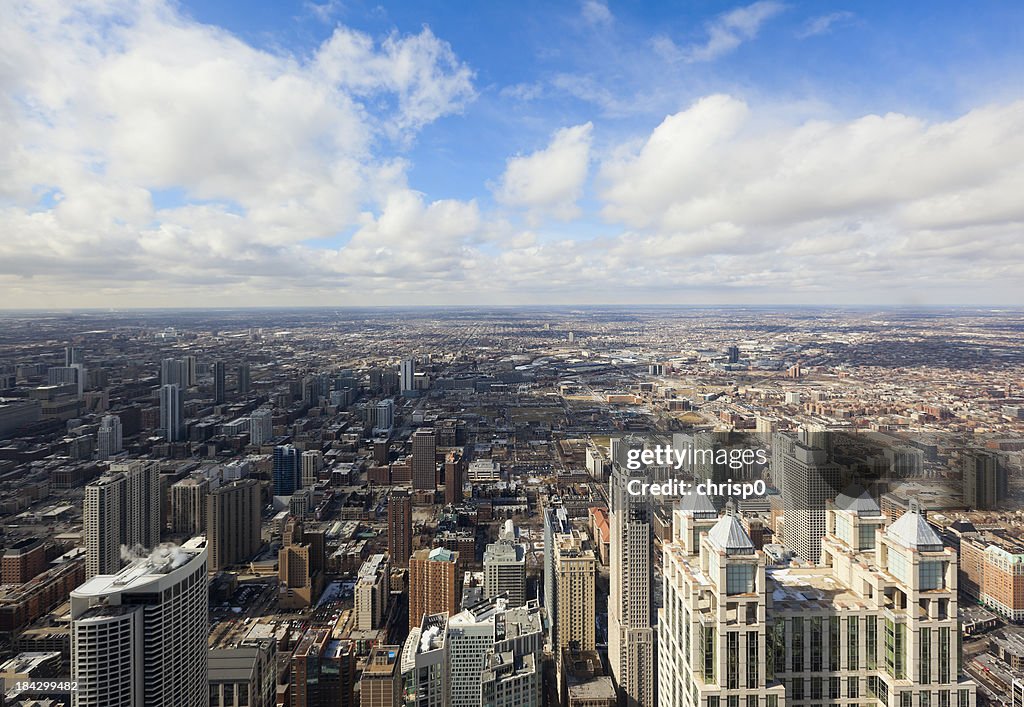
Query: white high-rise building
xmin=160 ymin=383 xmax=184 ymax=442
xmin=371 ymin=399 xmax=395 ymax=433
xmin=608 ymin=441 xmax=656 ymax=707
xmin=97 ymin=414 xmax=122 ymax=459
xmin=401 ymin=613 xmax=449 ymax=707
xmin=84 ymin=461 xmax=161 ymax=578
xmin=445 ymin=596 xmax=544 ymax=707
xmin=70 ymin=537 xmax=209 ymax=707
xmin=658 ymin=491 xmax=978 ymax=707
xmin=355 ymin=554 xmax=391 ymax=632
xmin=249 ymin=408 xmax=273 ymax=446
xmin=483 ymin=520 xmax=527 ymax=608
xmin=301 ymin=450 xmax=323 ymax=487
xmin=399 ymin=358 xmax=416 ymax=393
xmin=160 ymin=357 xmax=187 ymax=388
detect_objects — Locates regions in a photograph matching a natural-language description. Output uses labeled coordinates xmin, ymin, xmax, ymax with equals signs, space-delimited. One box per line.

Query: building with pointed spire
xmin=658 ymin=490 xmax=978 ymax=707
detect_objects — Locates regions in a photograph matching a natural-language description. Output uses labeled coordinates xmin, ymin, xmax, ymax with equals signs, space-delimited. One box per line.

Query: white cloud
xmin=581 ymin=0 xmax=613 ymax=27
xmin=0 ymin=0 xmax=478 ymax=303
xmin=656 ymin=1 xmax=786 ymax=63
xmin=797 ymin=11 xmax=855 ymax=39
xmin=495 ymin=123 xmax=594 ymax=223
xmin=593 ymin=94 xmax=1024 ymax=300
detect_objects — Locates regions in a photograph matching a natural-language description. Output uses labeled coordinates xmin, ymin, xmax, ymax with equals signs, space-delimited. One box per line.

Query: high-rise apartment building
xmin=301 ymin=449 xmax=323 ymax=487
xmin=658 ymin=491 xmax=978 ymax=707
xmin=399 ymin=358 xmax=416 ymax=394
xmin=70 ymin=537 xmax=209 ymax=707
xmin=236 ymin=362 xmax=251 ymax=394
xmin=360 ymin=645 xmax=402 ymax=707
xmin=553 ymin=528 xmax=597 ymax=655
xmin=445 ymin=451 xmax=465 ymax=505
xmin=963 ymin=448 xmax=1006 ymax=510
xmin=355 ymin=553 xmax=391 ymax=632
xmin=249 ymin=407 xmax=273 ymax=446
xmin=159 ymin=383 xmax=185 ymax=442
xmin=84 ymin=460 xmax=160 ymax=578
xmin=273 ymin=444 xmax=299 ymax=496
xmin=291 ymin=629 xmax=356 ymax=707
xmin=170 ymin=475 xmax=209 ymax=536
xmin=446 ymin=596 xmax=544 ymax=707
xmin=213 ymin=360 xmax=226 ymax=404
xmin=160 ymin=357 xmax=187 ymax=387
xmin=371 ymin=399 xmax=395 ymax=433
xmin=183 ymin=355 xmax=197 ymax=387
xmin=608 ymin=445 xmax=656 ymax=707
xmin=411 ymin=428 xmax=436 ymax=491
xmin=207 ymin=478 xmax=262 ymax=572
xmin=97 ymin=414 xmax=122 ymax=459
xmin=209 ymin=637 xmax=276 ymax=707
xmin=401 ymin=613 xmax=448 ymax=707
xmin=408 ymin=547 xmax=459 ymax=631
xmin=388 ymin=490 xmax=413 ymax=569
xmin=483 ymin=520 xmax=527 ymax=607
xmin=775 ymin=432 xmax=842 ymax=563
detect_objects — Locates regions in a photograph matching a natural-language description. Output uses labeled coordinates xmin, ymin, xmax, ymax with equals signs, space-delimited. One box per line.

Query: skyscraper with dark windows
xmin=388 ymin=489 xmax=413 ymax=569
xmin=273 ymin=444 xmax=300 ymax=496
xmin=412 ymin=428 xmax=436 ymax=491
xmin=213 ymin=360 xmax=226 ymax=404
xmin=237 ymin=362 xmax=251 ymax=393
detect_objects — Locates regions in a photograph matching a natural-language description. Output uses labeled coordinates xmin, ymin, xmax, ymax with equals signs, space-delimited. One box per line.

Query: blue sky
xmin=2 ymin=0 xmax=1024 ymax=306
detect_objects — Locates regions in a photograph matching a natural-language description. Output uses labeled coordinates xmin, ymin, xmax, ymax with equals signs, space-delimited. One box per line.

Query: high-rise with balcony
xmin=388 ymin=490 xmax=413 ymax=569
xmin=70 ymin=537 xmax=209 ymax=707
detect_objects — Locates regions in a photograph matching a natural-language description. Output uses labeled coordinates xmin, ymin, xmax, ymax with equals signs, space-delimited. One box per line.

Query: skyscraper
xmin=963 ymin=448 xmax=1006 ymax=510
xmin=411 ymin=428 xmax=436 ymax=491
xmin=446 ymin=597 xmax=544 ymax=707
xmin=657 ymin=492 xmax=978 ymax=707
xmin=301 ymin=450 xmax=323 ymax=487
xmin=483 ymin=520 xmax=527 ymax=607
xmin=776 ymin=432 xmax=842 ymax=563
xmin=183 ymin=354 xmax=197 ymax=387
xmin=84 ymin=460 xmax=161 ymax=578
xmin=388 ymin=490 xmax=413 ymax=569
xmin=159 ymin=383 xmax=184 ymax=442
xmin=553 ymin=528 xmax=597 ymax=654
xmin=355 ymin=553 xmax=391 ymax=632
xmin=207 ymin=478 xmax=262 ymax=572
xmin=273 ymin=444 xmax=299 ymax=496
xmin=170 ymin=476 xmax=209 ymax=535
xmin=160 ymin=357 xmax=186 ymax=387
xmin=70 ymin=537 xmax=209 ymax=707
xmin=608 ymin=441 xmax=656 ymax=707
xmin=65 ymin=345 xmax=83 ymax=366
xmin=83 ymin=474 xmax=124 ymax=578
xmin=399 ymin=358 xmax=415 ymax=393
xmin=408 ymin=547 xmax=459 ymax=630
xmin=250 ymin=407 xmax=273 ymax=446
xmin=213 ymin=360 xmax=226 ymax=404
xmin=444 ymin=451 xmax=464 ymax=505
xmin=236 ymin=362 xmax=251 ymax=393
xmin=97 ymin=414 xmax=122 ymax=459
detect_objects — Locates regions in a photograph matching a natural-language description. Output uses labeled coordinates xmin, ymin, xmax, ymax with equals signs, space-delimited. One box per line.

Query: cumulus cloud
xmin=594 ymin=94 xmax=1024 ymax=300
xmin=655 ymin=1 xmax=786 ymax=63
xmin=0 ymin=0 xmax=477 ymax=304
xmin=495 ymin=123 xmax=593 ymax=223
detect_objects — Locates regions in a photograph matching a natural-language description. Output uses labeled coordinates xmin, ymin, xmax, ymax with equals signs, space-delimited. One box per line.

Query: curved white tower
xmin=71 ymin=537 xmax=209 ymax=707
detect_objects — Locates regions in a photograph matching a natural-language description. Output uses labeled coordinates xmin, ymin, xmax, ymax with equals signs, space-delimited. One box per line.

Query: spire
xmin=707 ymin=515 xmax=755 ymax=555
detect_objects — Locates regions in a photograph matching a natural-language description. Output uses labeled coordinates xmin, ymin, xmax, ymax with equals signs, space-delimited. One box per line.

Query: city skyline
xmin=3 ymin=1 xmax=1024 ymax=308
